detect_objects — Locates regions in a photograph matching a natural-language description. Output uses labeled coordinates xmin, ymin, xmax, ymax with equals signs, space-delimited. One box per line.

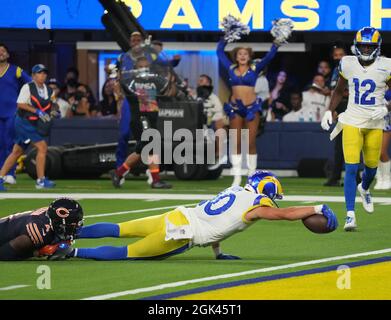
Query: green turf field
xmin=0 ymin=174 xmax=390 ymax=300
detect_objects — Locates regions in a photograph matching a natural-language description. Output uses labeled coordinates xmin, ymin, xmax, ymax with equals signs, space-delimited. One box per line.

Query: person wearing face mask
xmin=302 ymin=73 xmax=330 ymax=121
xmin=0 ymin=64 xmax=56 ymax=190
xmin=196 ymin=74 xmax=226 ymax=167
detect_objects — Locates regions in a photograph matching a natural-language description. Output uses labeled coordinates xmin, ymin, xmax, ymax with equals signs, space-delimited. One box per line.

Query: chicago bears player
xmin=0 ymin=198 xmax=83 ymax=260
xmin=62 ymin=171 xmax=338 ymax=261
xmin=321 ymin=27 xmax=391 ymax=231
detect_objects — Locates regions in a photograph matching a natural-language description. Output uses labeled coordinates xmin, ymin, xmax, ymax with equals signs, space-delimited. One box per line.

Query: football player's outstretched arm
xmin=246 ymin=205 xmax=321 ymax=221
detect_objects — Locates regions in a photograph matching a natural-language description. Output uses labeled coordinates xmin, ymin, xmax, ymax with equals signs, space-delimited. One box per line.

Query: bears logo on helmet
xmin=46 ymin=198 xmax=84 ymax=241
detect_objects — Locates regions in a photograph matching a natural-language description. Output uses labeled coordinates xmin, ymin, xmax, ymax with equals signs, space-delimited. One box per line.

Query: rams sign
xmin=1 ymin=0 xmax=391 ymax=31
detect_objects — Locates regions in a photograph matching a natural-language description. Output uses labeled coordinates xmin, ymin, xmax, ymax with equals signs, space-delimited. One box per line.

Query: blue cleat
xmin=0 ymin=178 xmax=7 ymax=191
xmin=35 ymin=177 xmax=56 ymax=189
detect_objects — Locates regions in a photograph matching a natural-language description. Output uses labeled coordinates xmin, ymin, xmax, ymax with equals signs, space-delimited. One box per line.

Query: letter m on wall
xmin=219 ymin=0 xmax=264 ymax=29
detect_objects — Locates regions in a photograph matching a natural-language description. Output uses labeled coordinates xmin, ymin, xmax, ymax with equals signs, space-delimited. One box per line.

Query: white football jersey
xmin=179 ymin=186 xmax=274 ymax=247
xmin=338 ymin=55 xmax=391 ymax=129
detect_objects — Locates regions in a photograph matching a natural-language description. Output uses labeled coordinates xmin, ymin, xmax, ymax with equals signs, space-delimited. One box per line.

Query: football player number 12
xmin=353 ymin=78 xmax=376 ymax=105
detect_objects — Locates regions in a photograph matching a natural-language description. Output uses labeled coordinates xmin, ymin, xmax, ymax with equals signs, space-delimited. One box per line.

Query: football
xmin=302 ymin=214 xmax=331 ymax=234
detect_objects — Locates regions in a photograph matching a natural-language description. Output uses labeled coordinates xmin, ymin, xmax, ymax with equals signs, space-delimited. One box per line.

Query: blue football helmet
xmin=245 ymin=170 xmax=283 ymax=200
xmin=353 ymin=27 xmax=381 ymax=62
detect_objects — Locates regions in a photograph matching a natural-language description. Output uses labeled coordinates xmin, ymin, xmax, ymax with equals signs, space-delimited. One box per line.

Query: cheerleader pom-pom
xmin=221 ymin=15 xmax=250 ymax=43
xmin=271 ymin=18 xmax=294 ymax=45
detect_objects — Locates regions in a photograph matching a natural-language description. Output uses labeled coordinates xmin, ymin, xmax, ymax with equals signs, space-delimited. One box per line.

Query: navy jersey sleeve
xmin=25 ymin=210 xmax=54 ymax=249
xmin=216 ymin=39 xmax=232 ymax=71
xmin=255 ymin=44 xmax=278 ymax=75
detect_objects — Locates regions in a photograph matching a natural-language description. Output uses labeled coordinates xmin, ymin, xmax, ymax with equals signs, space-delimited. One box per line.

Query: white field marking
xmin=0 ymin=285 xmax=30 ymax=291
xmin=0 ymin=193 xmax=214 ymax=201
xmin=82 ymin=248 xmax=391 ymax=300
xmin=1 ymin=193 xmax=391 ymax=203
xmin=85 ymin=203 xmax=198 ymax=219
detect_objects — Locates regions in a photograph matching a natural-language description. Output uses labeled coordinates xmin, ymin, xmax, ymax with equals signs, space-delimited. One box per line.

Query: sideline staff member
xmin=0 ymin=64 xmax=56 ymax=191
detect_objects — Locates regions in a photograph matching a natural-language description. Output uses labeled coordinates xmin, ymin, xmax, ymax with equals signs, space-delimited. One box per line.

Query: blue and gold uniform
xmin=333 ymin=27 xmax=391 ymax=224
xmin=74 ymin=186 xmax=275 ymax=260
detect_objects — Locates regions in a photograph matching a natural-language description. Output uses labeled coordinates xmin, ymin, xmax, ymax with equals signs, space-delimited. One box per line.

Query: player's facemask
xmin=46 ymin=198 xmax=84 ymax=241
xmin=52 ymin=219 xmax=84 ymax=241
xmin=354 ymin=43 xmax=379 ymax=62
xmin=353 ymin=27 xmax=381 ymax=62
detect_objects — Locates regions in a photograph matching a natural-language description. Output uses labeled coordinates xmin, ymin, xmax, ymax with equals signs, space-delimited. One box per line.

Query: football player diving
xmin=321 ymin=27 xmax=391 ymax=231
xmin=0 ymin=198 xmax=83 ymax=260
xmin=54 ymin=171 xmax=338 ymax=261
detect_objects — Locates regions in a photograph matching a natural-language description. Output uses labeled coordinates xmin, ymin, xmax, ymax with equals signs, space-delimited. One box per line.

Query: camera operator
xmin=111 ymin=56 xmax=172 ymax=189
xmin=196 ymin=74 xmax=226 ymax=167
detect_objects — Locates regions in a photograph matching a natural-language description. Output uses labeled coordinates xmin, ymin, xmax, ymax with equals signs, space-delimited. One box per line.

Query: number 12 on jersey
xmin=353 ymin=78 xmax=376 ymax=105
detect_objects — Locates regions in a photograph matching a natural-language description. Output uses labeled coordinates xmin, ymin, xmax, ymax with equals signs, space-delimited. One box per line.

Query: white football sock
xmin=246 ymin=154 xmax=258 ymax=176
xmin=347 ymin=210 xmax=355 ymax=218
xmin=381 ymin=160 xmax=391 ymax=180
xmin=231 ymin=154 xmax=242 ymax=186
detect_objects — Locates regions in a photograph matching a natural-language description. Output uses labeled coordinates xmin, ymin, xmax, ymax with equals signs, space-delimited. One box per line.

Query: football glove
xmin=216 ymin=253 xmax=241 ymax=260
xmin=321 ymin=110 xmax=333 ymax=130
xmin=372 ymin=106 xmax=388 ymax=120
xmin=320 ymin=204 xmax=338 ymax=231
xmin=38 ymin=243 xmax=61 ymax=257
xmin=47 ymin=242 xmax=73 ymax=260
xmin=35 ymin=109 xmax=51 ymax=123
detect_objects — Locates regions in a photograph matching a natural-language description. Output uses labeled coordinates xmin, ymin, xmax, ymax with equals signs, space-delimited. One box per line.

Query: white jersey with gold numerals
xmin=338 ymin=55 xmax=391 ymax=129
xmin=179 ymin=186 xmax=274 ymax=247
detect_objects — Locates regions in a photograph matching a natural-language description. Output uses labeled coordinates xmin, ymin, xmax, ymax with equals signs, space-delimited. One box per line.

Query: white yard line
xmin=85 ymin=203 xmax=198 ymax=219
xmin=0 ymin=285 xmax=30 ymax=291
xmin=82 ymin=248 xmax=391 ymax=300
xmin=1 ymin=193 xmax=391 ymax=203
xmin=0 ymin=193 xmax=214 ymax=200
